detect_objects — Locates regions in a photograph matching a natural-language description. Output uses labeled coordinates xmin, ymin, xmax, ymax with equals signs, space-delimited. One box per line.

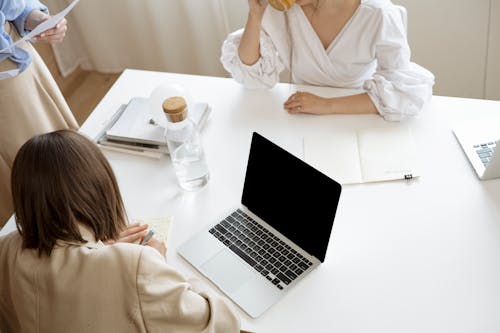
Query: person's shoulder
xmin=361 ymin=0 xmax=392 ymax=10
xmin=360 ymin=0 xmax=402 ymax=16
xmin=101 ymin=242 xmax=144 ymax=260
xmin=104 ymin=243 xmax=165 ymax=269
xmin=359 ymin=0 xmax=406 ymax=29
xmin=0 ymin=231 xmax=22 ymax=252
xmin=0 ymin=231 xmax=23 ymax=268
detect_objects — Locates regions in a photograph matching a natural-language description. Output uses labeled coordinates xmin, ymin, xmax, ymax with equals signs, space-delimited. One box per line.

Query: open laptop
xmin=453 ymin=125 xmax=500 ymax=180
xmin=178 ymin=132 xmax=342 ymax=318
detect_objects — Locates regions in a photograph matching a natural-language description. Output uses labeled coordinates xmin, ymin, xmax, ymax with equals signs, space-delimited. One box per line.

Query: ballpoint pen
xmin=140 ymin=230 xmax=155 ymax=245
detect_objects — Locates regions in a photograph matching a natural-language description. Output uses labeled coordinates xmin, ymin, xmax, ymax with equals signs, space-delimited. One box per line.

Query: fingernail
xmin=41 ymin=33 xmax=45 ymax=37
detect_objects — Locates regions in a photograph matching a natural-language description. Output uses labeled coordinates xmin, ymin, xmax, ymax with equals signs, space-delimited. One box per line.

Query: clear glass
xmin=165 ymin=117 xmax=209 ymax=191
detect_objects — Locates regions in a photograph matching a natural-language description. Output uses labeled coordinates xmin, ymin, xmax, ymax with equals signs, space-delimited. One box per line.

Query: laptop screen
xmin=242 ymin=132 xmax=342 ymax=262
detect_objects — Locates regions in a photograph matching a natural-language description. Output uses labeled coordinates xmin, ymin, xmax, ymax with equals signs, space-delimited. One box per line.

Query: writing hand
xmin=106 ymin=223 xmax=148 ymax=245
xmin=146 ymin=237 xmax=167 ymax=258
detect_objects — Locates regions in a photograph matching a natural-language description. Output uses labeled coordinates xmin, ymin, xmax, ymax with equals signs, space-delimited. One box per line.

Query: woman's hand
xmin=106 ymin=223 xmax=148 ymax=244
xmin=146 ymin=237 xmax=167 ymax=258
xmin=25 ymin=10 xmax=68 ymax=44
xmin=248 ymin=0 xmax=267 ymax=19
xmin=284 ymin=91 xmax=332 ymax=114
xmin=106 ymin=223 xmax=167 ymax=258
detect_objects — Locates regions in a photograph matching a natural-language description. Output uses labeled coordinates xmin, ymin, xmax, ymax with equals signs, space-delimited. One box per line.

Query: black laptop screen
xmin=242 ymin=132 xmax=342 ymax=262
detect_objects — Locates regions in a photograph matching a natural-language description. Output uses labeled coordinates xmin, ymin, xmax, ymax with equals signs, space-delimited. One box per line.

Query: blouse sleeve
xmin=12 ymin=0 xmax=48 ymax=37
xmin=136 ymin=246 xmax=240 ymax=333
xmin=220 ymin=28 xmax=285 ymax=89
xmin=363 ymin=7 xmax=435 ymax=122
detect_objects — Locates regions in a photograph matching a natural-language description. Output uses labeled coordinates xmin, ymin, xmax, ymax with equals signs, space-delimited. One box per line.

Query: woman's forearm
xmin=327 ymin=93 xmax=378 ymax=115
xmin=24 ymin=9 xmax=48 ymax=31
xmin=238 ymin=14 xmax=263 ymax=66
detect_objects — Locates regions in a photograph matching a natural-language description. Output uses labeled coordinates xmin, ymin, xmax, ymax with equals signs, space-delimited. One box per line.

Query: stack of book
xmin=95 ymin=97 xmax=211 ymax=158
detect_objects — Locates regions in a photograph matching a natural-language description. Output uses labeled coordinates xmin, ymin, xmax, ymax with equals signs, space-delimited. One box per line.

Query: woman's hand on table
xmin=284 ymin=91 xmax=332 ymax=115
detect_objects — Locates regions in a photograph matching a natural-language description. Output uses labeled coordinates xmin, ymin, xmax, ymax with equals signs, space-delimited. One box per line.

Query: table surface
xmin=3 ymin=69 xmax=500 ymax=333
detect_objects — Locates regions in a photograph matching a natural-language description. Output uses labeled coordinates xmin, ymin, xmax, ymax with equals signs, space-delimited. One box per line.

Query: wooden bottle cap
xmin=163 ymin=96 xmax=187 ymax=123
xmin=268 ymin=0 xmax=295 ymax=11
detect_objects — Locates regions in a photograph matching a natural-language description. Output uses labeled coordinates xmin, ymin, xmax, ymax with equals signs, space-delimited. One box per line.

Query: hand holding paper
xmin=0 ymin=0 xmax=80 ymax=53
xmin=32 ymin=17 xmax=68 ymax=44
xmin=27 ymin=0 xmax=79 ymax=40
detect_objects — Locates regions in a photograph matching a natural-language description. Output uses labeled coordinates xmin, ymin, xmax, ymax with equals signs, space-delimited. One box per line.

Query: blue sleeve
xmin=13 ymin=0 xmax=49 ymax=37
xmin=0 ymin=11 xmax=9 ymax=60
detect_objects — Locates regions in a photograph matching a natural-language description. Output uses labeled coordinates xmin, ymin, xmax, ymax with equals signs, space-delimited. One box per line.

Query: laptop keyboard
xmin=474 ymin=142 xmax=496 ymax=167
xmin=209 ymin=209 xmax=313 ymax=290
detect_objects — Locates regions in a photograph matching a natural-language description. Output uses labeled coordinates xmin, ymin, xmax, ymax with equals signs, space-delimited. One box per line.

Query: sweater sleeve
xmin=12 ymin=0 xmax=48 ymax=37
xmin=136 ymin=246 xmax=240 ymax=333
xmin=363 ymin=6 xmax=435 ymax=121
xmin=221 ymin=28 xmax=285 ymax=89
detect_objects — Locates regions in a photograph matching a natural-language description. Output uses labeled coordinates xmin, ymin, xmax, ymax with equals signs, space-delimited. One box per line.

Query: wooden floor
xmin=65 ymin=71 xmax=120 ymax=124
xmin=34 ymin=43 xmax=120 ymax=125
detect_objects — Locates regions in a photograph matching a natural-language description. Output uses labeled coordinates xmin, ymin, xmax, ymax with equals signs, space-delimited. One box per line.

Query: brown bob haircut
xmin=11 ymin=130 xmax=127 ymax=256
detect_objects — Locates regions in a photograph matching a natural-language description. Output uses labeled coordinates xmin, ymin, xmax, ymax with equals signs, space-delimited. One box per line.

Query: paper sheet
xmin=133 ymin=217 xmax=173 ymax=243
xmin=0 ymin=0 xmax=80 ymax=54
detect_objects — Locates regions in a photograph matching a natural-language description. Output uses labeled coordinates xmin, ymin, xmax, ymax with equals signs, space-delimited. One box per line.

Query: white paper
xmin=133 ymin=217 xmax=172 ymax=243
xmin=0 ymin=0 xmax=80 ymax=54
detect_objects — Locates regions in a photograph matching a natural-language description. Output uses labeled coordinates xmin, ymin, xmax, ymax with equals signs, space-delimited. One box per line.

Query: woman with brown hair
xmin=0 ymin=130 xmax=240 ymax=333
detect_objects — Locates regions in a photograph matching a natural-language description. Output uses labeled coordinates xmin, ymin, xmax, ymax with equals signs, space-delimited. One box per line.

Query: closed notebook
xmin=106 ymin=97 xmax=166 ymax=146
xmin=105 ymin=97 xmax=211 ymax=146
xmin=97 ymin=97 xmax=211 ymax=158
xmin=304 ymin=126 xmax=419 ymax=184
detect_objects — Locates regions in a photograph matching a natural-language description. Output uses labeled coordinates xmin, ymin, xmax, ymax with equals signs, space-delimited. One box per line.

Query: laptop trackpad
xmin=200 ymin=250 xmax=254 ymax=293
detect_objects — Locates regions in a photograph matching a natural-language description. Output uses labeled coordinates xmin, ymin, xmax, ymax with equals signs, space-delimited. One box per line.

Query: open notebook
xmin=304 ymin=127 xmax=419 ymax=185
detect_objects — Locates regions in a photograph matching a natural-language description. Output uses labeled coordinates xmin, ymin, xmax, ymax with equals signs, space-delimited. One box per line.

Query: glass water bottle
xmin=163 ymin=96 xmax=209 ymax=191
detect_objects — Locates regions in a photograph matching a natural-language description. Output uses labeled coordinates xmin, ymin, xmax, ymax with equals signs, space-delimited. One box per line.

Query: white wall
xmin=486 ymin=0 xmax=500 ymax=100
xmin=221 ymin=0 xmax=500 ymax=101
xmin=393 ymin=0 xmax=494 ymax=99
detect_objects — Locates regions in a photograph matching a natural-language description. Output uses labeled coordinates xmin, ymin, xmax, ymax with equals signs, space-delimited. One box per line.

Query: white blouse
xmin=220 ymin=0 xmax=435 ymax=121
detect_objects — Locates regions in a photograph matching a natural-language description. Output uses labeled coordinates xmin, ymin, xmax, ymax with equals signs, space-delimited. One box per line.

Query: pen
xmin=140 ymin=230 xmax=155 ymax=245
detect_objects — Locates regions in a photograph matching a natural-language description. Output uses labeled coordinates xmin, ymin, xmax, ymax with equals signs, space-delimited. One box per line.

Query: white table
xmin=3 ymin=69 xmax=500 ymax=333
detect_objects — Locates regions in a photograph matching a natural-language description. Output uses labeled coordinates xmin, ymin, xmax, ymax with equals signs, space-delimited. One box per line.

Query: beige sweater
xmin=0 ymin=228 xmax=240 ymax=333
